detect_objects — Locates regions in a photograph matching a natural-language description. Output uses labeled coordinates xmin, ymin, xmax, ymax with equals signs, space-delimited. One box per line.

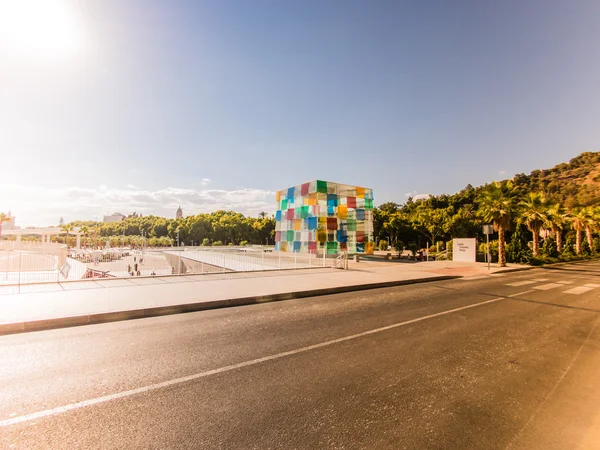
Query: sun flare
xmin=0 ymin=0 xmax=85 ymax=62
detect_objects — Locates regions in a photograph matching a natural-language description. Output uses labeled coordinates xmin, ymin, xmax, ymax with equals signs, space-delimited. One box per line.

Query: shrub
xmin=240 ymin=240 xmax=249 ymax=246
xmin=378 ymin=239 xmax=389 ymax=251
xmin=201 ymin=238 xmax=210 ymax=246
xmin=479 ymin=240 xmax=499 ymax=257
xmin=562 ymin=237 xmax=574 ymax=255
xmin=446 ymin=240 xmax=453 ymax=258
xmin=582 ymin=239 xmax=591 ymax=255
xmin=506 ymin=225 xmax=531 ymax=264
xmin=212 ymin=240 xmax=223 ymax=246
xmin=407 ymin=243 xmax=418 ymax=256
xmin=541 ymin=236 xmax=558 ymax=258
xmin=395 ymin=240 xmax=405 ymax=255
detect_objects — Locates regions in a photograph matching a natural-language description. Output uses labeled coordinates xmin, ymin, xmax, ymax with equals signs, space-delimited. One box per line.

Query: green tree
xmin=506 ymin=224 xmax=531 ymax=264
xmin=61 ymin=224 xmax=74 ymax=248
xmin=569 ymin=208 xmax=588 ymax=254
xmin=477 ymin=181 xmax=517 ymax=267
xmin=411 ymin=203 xmax=453 ymax=247
xmin=0 ymin=212 xmax=11 ymax=239
xmin=545 ymin=203 xmax=568 ymax=253
xmin=79 ymin=226 xmax=90 ymax=248
xmin=518 ymin=192 xmax=550 ymax=257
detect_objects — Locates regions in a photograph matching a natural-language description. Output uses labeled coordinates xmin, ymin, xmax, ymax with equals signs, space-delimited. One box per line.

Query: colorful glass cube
xmin=274 ymin=180 xmax=374 ymax=254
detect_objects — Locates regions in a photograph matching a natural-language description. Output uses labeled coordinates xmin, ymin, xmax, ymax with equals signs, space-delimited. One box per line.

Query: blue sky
xmin=1 ymin=0 xmax=600 ymax=225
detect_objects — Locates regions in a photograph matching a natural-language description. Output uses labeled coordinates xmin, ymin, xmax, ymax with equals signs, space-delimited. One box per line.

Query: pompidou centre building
xmin=274 ymin=180 xmax=374 ymax=255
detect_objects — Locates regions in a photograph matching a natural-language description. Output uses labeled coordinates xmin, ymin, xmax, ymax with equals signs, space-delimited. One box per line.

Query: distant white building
xmin=103 ymin=213 xmax=126 ymax=223
xmin=176 ymin=206 xmax=183 ymax=219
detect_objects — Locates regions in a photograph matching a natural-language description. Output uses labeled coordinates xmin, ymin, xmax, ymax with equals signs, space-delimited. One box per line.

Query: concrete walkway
xmin=0 ymin=260 xmax=530 ymax=335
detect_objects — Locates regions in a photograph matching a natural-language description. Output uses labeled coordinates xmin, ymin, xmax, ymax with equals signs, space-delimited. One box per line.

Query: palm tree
xmin=79 ymin=226 xmax=90 ymax=248
xmin=0 ymin=212 xmax=11 ymax=240
xmin=477 ymin=181 xmax=517 ymax=267
xmin=518 ymin=192 xmax=549 ymax=257
xmin=582 ymin=206 xmax=597 ymax=253
xmin=545 ymin=203 xmax=568 ymax=253
xmin=258 ymin=211 xmax=267 ymax=219
xmin=61 ymin=224 xmax=74 ymax=248
xmin=570 ymin=208 xmax=587 ymax=254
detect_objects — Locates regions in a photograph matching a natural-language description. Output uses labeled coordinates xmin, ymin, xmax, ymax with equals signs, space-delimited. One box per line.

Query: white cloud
xmin=201 ymin=178 xmax=211 ymax=186
xmin=413 ymin=194 xmax=431 ymax=201
xmin=405 ymin=191 xmax=431 ymax=201
xmin=0 ymin=184 xmax=275 ymax=226
xmin=499 ymin=170 xmax=506 ymax=175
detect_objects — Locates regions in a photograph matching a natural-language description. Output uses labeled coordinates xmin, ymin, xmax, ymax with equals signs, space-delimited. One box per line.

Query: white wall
xmin=453 ymin=238 xmax=477 ymax=262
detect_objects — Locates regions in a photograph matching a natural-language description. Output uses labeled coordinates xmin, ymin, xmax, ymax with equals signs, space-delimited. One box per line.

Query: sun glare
xmin=0 ymin=0 xmax=85 ymax=62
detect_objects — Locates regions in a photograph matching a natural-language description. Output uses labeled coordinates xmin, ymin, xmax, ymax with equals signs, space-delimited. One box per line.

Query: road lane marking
xmin=564 ymin=286 xmax=594 ymax=295
xmin=533 ymin=283 xmax=562 ymax=291
xmin=584 ymin=283 xmax=600 ymax=288
xmin=508 ymin=290 xmax=535 ymax=297
xmin=0 ymin=297 xmax=504 ymax=428
xmin=506 ymin=280 xmax=539 ymax=287
xmin=556 ymin=280 xmax=574 ymax=284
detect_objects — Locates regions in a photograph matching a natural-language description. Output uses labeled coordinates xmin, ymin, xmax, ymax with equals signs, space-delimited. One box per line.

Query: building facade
xmin=274 ymin=180 xmax=374 ymax=254
xmin=103 ymin=213 xmax=126 ymax=223
xmin=176 ymin=206 xmax=183 ymax=219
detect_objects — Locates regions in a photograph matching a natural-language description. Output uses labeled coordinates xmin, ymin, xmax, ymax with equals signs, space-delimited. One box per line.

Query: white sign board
xmin=453 ymin=238 xmax=476 ymax=262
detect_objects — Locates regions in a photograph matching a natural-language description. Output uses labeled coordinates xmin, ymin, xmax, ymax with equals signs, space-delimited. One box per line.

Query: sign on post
xmin=482 ymin=225 xmax=493 ymax=270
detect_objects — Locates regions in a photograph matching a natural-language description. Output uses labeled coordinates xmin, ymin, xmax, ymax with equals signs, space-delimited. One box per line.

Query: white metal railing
xmin=0 ymin=245 xmax=342 ymax=287
xmin=334 ymin=252 xmax=349 ymax=269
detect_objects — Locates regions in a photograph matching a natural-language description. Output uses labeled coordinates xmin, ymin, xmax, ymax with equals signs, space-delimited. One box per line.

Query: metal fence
xmin=0 ymin=245 xmax=344 ymax=286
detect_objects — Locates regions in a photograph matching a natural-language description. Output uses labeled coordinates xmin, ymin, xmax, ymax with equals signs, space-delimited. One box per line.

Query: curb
xmin=0 ymin=275 xmax=460 ymax=336
xmin=491 ymin=266 xmax=535 ymax=274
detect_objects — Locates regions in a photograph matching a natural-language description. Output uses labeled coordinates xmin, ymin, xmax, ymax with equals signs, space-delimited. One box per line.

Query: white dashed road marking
xmin=533 ymin=283 xmax=563 ymax=291
xmin=564 ymin=286 xmax=594 ymax=295
xmin=506 ymin=280 xmax=539 ymax=287
xmin=584 ymin=283 xmax=600 ymax=288
xmin=508 ymin=290 xmax=535 ymax=297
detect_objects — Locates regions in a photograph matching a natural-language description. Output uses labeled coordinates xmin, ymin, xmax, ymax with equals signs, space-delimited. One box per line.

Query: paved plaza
xmin=0 ymin=260 xmax=530 ymax=334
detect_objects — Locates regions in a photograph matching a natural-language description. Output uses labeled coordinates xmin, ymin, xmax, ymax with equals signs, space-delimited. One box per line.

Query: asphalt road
xmin=1 ymin=261 xmax=600 ymax=449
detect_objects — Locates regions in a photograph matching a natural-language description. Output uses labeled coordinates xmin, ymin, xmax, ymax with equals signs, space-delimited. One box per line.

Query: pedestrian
xmin=134 ymin=263 xmax=138 ymax=272
xmin=137 ymin=269 xmax=141 ymax=276
xmin=127 ymin=264 xmax=131 ymax=273
xmin=134 ymin=256 xmax=136 ymax=263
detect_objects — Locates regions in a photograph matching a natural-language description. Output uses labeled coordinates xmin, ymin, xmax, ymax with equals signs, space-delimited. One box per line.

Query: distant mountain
xmin=511 ymin=151 xmax=600 ymax=208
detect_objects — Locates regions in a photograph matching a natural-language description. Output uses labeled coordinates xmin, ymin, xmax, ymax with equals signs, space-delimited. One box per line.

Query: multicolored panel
xmin=317 ymin=180 xmax=328 ymax=193
xmin=275 ymin=180 xmax=373 ymax=254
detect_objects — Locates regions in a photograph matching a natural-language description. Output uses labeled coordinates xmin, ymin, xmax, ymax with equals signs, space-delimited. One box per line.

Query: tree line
xmin=1 ymin=211 xmax=276 ymax=249
xmin=373 ymin=180 xmax=600 ymax=266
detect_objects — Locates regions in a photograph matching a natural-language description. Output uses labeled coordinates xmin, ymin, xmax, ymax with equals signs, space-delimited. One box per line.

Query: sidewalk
xmin=0 ymin=261 xmax=531 ymax=335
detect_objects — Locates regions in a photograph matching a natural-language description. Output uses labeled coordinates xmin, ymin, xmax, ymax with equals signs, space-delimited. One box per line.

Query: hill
xmin=511 ymin=151 xmax=600 ymax=208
